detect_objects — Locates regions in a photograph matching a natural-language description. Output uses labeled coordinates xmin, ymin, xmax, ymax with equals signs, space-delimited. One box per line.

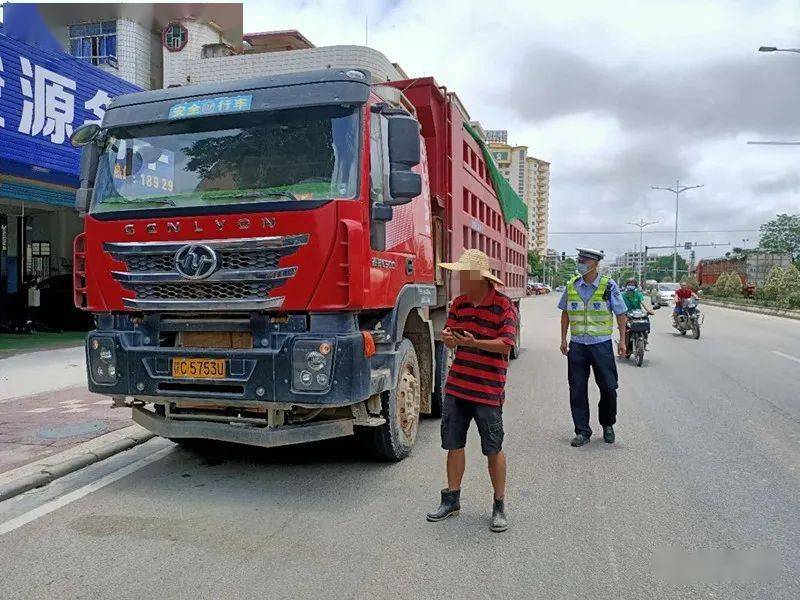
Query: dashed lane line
xmin=772 ymin=351 xmax=800 ymax=365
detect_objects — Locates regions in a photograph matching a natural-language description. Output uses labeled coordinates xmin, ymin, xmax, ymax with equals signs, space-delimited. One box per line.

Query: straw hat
xmin=439 ymin=249 xmax=504 ymax=285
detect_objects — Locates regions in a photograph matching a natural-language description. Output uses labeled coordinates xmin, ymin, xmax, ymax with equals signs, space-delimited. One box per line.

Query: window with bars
xmin=69 ymin=21 xmax=117 ymax=67
xmin=163 ymin=22 xmax=189 ymax=52
xmin=26 ymin=241 xmax=51 ymax=279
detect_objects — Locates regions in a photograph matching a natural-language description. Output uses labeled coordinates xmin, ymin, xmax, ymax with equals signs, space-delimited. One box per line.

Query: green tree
xmin=780 ymin=264 xmax=800 ymax=308
xmin=762 ymin=266 xmax=784 ymax=301
xmin=713 ymin=272 xmax=731 ymax=297
xmin=555 ymin=258 xmax=577 ymax=287
xmin=527 ymin=251 xmax=543 ymax=279
xmin=610 ymin=266 xmax=636 ymax=285
xmin=724 ymin=272 xmax=743 ymax=297
xmin=644 ymin=255 xmax=688 ymax=282
xmin=758 ymin=213 xmax=800 ymax=262
xmin=682 ymin=275 xmax=700 ymax=291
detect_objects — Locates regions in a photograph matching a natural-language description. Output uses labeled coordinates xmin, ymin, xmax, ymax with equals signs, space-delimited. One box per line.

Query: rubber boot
xmin=490 ymin=497 xmax=508 ymax=532
xmin=426 ymin=489 xmax=460 ymax=522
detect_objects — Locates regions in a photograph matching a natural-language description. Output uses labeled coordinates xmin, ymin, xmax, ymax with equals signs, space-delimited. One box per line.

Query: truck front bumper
xmin=133 ymin=406 xmax=354 ymax=447
xmin=85 ymin=329 xmax=379 ymax=407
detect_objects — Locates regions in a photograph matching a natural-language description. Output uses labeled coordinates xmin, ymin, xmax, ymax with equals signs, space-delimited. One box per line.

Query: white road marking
xmin=92 ymin=400 xmax=110 ymax=405
xmin=58 ymin=400 xmax=82 ymax=405
xmin=772 ymin=351 xmax=800 ymax=365
xmin=0 ymin=446 xmax=173 ymax=536
xmin=25 ymin=407 xmax=55 ymax=414
xmin=61 ymin=407 xmax=89 ymax=413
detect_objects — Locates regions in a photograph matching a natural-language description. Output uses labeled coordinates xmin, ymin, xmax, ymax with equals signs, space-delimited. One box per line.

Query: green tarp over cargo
xmin=463 ymin=122 xmax=529 ymax=227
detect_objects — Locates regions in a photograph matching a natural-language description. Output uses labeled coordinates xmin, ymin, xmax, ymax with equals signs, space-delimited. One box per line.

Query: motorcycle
xmin=673 ymin=297 xmax=702 ymax=339
xmin=625 ymin=308 xmax=650 ymax=367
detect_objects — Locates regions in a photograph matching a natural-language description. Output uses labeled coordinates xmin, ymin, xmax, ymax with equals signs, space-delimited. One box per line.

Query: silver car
xmin=651 ymin=282 xmax=680 ymax=307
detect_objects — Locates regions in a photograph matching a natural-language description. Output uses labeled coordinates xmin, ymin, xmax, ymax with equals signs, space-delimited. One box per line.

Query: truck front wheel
xmin=359 ymin=338 xmax=421 ymax=461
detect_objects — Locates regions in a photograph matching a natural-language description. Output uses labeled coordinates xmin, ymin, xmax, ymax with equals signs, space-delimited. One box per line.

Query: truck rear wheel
xmin=359 ymin=338 xmax=421 ymax=461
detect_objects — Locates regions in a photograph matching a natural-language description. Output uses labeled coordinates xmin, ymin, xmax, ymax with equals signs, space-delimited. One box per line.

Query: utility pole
xmin=626 ymin=218 xmax=659 ymax=286
xmin=651 ymin=180 xmax=704 ymax=282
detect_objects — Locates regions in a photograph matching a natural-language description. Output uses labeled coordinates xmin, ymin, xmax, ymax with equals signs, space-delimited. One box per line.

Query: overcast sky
xmin=248 ymin=0 xmax=800 ymax=259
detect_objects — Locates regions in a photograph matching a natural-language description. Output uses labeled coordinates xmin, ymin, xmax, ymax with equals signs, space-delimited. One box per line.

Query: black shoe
xmin=426 ymin=488 xmax=460 ymax=522
xmin=490 ymin=497 xmax=508 ymax=532
xmin=603 ymin=426 xmax=615 ymax=444
xmin=570 ymin=434 xmax=591 ymax=447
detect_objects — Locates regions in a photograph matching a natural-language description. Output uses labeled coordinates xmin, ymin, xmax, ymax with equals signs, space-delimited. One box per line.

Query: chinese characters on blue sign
xmin=0 ymin=34 xmax=139 ymax=186
xmin=168 ymin=94 xmax=252 ymax=119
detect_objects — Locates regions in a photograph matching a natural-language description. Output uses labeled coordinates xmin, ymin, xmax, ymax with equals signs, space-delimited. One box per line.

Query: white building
xmin=33 ymin=3 xmax=406 ymax=90
xmin=486 ymin=130 xmax=550 ymax=256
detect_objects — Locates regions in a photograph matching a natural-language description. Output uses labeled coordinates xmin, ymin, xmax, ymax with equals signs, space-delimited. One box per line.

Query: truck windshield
xmin=90 ymin=105 xmax=360 ymax=213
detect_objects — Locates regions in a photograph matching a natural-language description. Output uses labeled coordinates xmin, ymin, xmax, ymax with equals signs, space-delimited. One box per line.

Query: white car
xmin=652 ymin=282 xmax=680 ymax=307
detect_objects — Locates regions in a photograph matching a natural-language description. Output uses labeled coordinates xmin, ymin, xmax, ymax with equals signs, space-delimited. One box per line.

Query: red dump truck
xmin=696 ymin=252 xmax=793 ymax=295
xmin=70 ymin=68 xmax=527 ymax=460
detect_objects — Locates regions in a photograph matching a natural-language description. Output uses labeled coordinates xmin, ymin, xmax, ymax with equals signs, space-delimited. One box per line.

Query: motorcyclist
xmin=621 ymin=279 xmax=654 ymax=353
xmin=673 ymin=281 xmax=699 ymax=325
xmin=621 ymin=279 xmax=655 ymax=314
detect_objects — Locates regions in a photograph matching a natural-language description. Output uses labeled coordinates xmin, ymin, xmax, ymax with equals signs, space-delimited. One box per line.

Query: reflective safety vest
xmin=566 ymin=275 xmax=613 ymax=337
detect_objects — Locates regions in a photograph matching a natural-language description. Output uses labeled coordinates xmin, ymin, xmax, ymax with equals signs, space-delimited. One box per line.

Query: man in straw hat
xmin=426 ymin=249 xmax=518 ymax=533
xmin=558 ymin=248 xmax=628 ymax=447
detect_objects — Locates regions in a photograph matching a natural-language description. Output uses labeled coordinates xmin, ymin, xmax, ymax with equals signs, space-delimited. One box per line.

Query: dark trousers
xmin=567 ymin=340 xmax=618 ymax=437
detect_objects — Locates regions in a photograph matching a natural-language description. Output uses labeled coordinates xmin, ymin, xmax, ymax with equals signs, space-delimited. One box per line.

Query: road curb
xmin=702 ymin=299 xmax=800 ymax=320
xmin=0 ymin=426 xmax=155 ymax=502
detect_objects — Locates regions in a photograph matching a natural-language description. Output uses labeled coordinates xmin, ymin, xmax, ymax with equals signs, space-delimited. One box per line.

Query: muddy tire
xmin=358 ymin=338 xmax=421 ymax=461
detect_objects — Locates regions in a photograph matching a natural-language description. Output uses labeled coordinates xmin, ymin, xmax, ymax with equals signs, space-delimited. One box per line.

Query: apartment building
xmin=486 ymin=130 xmax=550 ymax=256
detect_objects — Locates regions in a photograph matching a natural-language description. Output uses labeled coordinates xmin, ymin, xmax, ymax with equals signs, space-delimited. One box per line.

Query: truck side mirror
xmin=386 ymin=115 xmax=421 ymax=204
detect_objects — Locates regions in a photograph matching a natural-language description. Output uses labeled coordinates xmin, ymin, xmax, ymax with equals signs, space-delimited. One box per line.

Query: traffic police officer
xmin=558 ymin=248 xmax=628 ymax=447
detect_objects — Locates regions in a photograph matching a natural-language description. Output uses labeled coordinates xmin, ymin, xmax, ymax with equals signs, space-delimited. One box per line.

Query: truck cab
xmin=72 ymin=68 xmax=436 ymax=460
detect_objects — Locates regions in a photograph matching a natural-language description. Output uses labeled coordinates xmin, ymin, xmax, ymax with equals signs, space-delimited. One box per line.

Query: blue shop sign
xmin=0 ymin=34 xmax=139 ymax=187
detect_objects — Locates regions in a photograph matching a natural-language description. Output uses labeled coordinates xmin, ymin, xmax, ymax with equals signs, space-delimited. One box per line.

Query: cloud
xmin=501 ymin=46 xmax=800 ymax=140
xmin=246 ymin=0 xmax=800 ymax=259
xmin=749 ymin=172 xmax=800 ymax=195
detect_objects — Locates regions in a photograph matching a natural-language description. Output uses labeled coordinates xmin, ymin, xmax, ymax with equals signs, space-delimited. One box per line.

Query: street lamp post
xmin=651 ymin=180 xmax=704 ymax=282
xmin=758 ymin=46 xmax=800 ymax=54
xmin=626 ymin=219 xmax=659 ymax=286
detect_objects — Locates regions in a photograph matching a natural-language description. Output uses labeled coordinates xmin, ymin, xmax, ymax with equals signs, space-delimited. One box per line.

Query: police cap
xmin=576 ymin=247 xmax=605 ymax=261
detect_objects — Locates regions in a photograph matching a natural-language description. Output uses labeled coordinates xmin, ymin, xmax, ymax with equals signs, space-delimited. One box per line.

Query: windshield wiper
xmin=100 ymin=195 xmax=177 ymax=206
xmin=202 ymin=190 xmax=299 ymax=202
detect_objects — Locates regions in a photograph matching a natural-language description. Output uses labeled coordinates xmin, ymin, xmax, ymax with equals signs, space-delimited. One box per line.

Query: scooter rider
xmin=621 ymin=279 xmax=655 ymax=315
xmin=621 ymin=279 xmax=654 ymax=354
xmin=673 ymin=281 xmax=698 ymax=325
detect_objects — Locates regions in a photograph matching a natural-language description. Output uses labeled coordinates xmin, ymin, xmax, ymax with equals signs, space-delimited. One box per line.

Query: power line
xmin=549 ymin=229 xmax=760 ymax=235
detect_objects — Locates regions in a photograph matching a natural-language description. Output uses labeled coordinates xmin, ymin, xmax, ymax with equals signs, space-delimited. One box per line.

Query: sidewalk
xmin=0 ymin=385 xmax=132 ymax=475
xmin=0 ymin=345 xmax=147 ymax=495
xmin=0 ymin=345 xmax=87 ymax=401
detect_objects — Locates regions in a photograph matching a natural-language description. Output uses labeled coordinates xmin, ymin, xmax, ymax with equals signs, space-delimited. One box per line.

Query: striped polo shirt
xmin=444 ymin=287 xmax=518 ymax=407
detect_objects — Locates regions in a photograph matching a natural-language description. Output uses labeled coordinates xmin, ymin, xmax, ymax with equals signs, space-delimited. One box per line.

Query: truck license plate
xmin=172 ymin=358 xmax=226 ymax=379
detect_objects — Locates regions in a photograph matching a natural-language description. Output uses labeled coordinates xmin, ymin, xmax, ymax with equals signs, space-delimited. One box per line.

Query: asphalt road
xmin=0 ymin=297 xmax=798 ymax=599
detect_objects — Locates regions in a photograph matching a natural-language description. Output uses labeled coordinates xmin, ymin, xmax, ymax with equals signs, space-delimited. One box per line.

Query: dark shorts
xmin=441 ymin=395 xmax=504 ymax=456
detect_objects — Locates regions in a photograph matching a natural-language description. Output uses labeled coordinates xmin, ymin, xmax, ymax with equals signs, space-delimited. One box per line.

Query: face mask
xmin=576 ymin=263 xmax=591 ymax=276
xmin=626 ymin=285 xmax=636 ymax=291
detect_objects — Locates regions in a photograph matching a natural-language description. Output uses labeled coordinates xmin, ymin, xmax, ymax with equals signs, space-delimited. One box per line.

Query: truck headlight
xmin=88 ymin=336 xmax=117 ymax=385
xmin=292 ymin=340 xmax=334 ymax=392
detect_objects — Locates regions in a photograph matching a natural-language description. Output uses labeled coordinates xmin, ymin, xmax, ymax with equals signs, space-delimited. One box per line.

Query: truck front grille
xmin=135 ymin=282 xmax=272 ymax=301
xmin=104 ymin=235 xmax=308 ymax=311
